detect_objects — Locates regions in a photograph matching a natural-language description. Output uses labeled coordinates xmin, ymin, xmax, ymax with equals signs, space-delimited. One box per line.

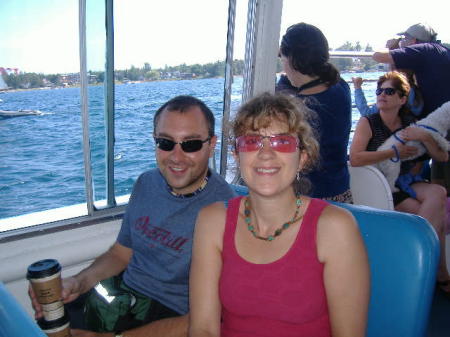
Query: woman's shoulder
xmin=198 ymin=200 xmax=229 ymax=220
xmin=317 ymin=203 xmax=360 ymax=242
xmin=316 ymin=203 xmax=361 ymax=259
xmin=195 ymin=200 xmax=231 ymax=246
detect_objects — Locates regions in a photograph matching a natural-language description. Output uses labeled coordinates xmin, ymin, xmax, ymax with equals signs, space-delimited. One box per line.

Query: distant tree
xmin=145 ymin=70 xmax=160 ymax=81
xmin=46 ymin=74 xmax=60 ymax=85
xmin=5 ymin=74 xmax=20 ymax=88
xmin=365 ymin=44 xmax=373 ymax=52
xmin=128 ymin=65 xmax=140 ymax=81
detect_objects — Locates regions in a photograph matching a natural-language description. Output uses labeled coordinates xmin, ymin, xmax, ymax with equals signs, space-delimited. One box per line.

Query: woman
xmin=276 ymin=22 xmax=352 ymax=202
xmin=189 ymin=93 xmax=370 ymax=337
xmin=350 ymin=71 xmax=450 ymax=294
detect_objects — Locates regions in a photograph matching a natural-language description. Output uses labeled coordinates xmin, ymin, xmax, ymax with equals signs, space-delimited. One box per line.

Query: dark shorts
xmin=67 ymin=274 xmax=180 ymax=333
xmin=393 ymin=190 xmax=411 ymax=206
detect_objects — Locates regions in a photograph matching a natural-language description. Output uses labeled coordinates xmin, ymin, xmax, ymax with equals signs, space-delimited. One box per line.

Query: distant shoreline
xmin=0 ymin=76 xmax=232 ymax=93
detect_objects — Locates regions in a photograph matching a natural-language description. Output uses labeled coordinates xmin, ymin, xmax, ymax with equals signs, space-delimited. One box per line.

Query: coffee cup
xmin=37 ymin=312 xmax=71 ymax=337
xmin=27 ymin=259 xmax=64 ymax=321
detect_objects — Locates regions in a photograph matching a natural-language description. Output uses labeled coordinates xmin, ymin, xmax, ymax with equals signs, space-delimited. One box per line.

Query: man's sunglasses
xmin=376 ymin=87 xmax=397 ymax=96
xmin=235 ymin=134 xmax=299 ymax=153
xmin=154 ymin=137 xmax=211 ymax=153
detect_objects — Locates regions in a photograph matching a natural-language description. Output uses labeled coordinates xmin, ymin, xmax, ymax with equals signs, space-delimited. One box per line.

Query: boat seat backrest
xmin=232 ymin=185 xmax=439 ymax=337
xmin=0 ymin=282 xmax=46 ymax=336
xmin=348 ymin=163 xmax=394 ymax=210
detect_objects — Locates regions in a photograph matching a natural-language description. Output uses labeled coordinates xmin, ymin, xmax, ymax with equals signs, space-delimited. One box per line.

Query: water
xmin=0 ymin=72 xmax=382 ymax=220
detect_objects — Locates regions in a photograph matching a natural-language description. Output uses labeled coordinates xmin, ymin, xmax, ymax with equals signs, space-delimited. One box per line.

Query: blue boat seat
xmin=231 ymin=185 xmax=439 ymax=337
xmin=0 ymin=282 xmax=46 ymax=336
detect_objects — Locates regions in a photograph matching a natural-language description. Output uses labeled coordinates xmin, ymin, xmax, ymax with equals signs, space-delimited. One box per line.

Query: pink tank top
xmin=219 ymin=196 xmax=331 ymax=337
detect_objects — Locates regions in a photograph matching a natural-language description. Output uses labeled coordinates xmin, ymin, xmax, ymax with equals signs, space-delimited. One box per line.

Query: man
xmin=372 ymin=23 xmax=450 ymax=191
xmin=373 ymin=23 xmax=450 ymax=119
xmin=30 ymin=96 xmax=236 ymax=337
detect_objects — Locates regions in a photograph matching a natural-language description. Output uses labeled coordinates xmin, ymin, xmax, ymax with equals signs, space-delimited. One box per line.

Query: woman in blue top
xmin=276 ymin=23 xmax=352 ymax=202
xmin=351 ymin=75 xmax=424 ymax=117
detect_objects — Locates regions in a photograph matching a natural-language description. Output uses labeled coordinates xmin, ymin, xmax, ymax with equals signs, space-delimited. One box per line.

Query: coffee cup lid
xmin=37 ymin=311 xmax=69 ymax=329
xmin=27 ymin=259 xmax=61 ymax=279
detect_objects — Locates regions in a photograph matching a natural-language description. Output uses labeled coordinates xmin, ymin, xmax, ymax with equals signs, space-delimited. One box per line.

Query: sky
xmin=1 ymin=0 xmax=449 ymax=74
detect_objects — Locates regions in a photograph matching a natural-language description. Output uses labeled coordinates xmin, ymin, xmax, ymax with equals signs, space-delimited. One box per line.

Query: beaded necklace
xmin=167 ymin=170 xmax=211 ymax=198
xmin=244 ymin=196 xmax=303 ymax=241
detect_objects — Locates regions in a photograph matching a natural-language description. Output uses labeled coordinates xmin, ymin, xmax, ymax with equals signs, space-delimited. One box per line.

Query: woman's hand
xmin=396 ymin=143 xmax=418 ymax=159
xmin=400 ymin=126 xmax=426 ymax=142
xmin=401 ymin=126 xmax=449 ymax=162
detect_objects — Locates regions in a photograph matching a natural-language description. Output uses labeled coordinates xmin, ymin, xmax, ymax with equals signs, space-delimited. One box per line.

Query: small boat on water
xmin=0 ymin=109 xmax=43 ymax=117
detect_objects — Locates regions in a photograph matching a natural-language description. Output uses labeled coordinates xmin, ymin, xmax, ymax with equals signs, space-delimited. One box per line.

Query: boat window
xmin=0 ymin=0 xmax=87 ymax=231
xmin=0 ymin=0 xmax=248 ymax=234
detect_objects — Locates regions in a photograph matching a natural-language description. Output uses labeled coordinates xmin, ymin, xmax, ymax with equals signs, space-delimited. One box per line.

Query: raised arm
xmin=352 ymin=77 xmax=378 ymax=117
xmin=188 ymin=203 xmax=226 ymax=337
xmin=372 ymin=51 xmax=394 ymax=65
xmin=317 ymin=205 xmax=370 ymax=337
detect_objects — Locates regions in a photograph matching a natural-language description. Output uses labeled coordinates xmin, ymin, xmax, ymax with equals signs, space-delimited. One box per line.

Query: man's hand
xmin=28 ymin=276 xmax=81 ymax=319
xmin=71 ymin=329 xmax=114 ymax=337
xmin=386 ymin=38 xmax=400 ymax=50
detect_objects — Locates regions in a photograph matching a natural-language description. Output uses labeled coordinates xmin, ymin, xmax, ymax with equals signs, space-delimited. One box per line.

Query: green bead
xmin=268 ymin=236 xmax=274 ymax=241
xmin=245 ymin=217 xmax=251 ymax=224
xmin=282 ymin=223 xmax=289 ymax=230
xmin=248 ymin=225 xmax=254 ymax=231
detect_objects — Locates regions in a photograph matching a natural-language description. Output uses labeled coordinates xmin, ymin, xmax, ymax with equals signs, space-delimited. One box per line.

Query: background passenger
xmin=189 ymin=93 xmax=370 ymax=337
xmin=349 ymin=71 xmax=450 ymax=297
xmin=372 ymin=23 xmax=450 ymax=194
xmin=276 ymin=22 xmax=353 ymax=203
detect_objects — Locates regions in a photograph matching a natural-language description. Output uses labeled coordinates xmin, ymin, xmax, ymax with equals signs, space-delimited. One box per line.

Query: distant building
xmin=0 ymin=67 xmax=20 ymax=76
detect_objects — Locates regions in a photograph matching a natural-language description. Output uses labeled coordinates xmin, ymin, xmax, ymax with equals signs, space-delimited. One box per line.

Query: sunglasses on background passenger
xmin=375 ymin=87 xmax=398 ymax=96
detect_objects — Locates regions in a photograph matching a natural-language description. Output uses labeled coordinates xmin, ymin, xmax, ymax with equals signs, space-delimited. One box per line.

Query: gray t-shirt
xmin=117 ymin=169 xmax=235 ymax=314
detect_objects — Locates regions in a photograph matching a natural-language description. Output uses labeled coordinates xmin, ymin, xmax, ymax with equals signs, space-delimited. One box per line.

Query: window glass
xmin=0 ymin=0 xmax=84 ymax=229
xmin=111 ymin=0 xmax=236 ymax=200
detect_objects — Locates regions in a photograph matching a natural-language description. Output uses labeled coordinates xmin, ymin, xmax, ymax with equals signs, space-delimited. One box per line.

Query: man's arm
xmin=70 ymin=242 xmax=132 ymax=296
xmin=71 ymin=314 xmax=189 ymax=337
xmin=372 ymin=51 xmax=394 ymax=65
xmin=30 ymin=242 xmax=132 ymax=319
